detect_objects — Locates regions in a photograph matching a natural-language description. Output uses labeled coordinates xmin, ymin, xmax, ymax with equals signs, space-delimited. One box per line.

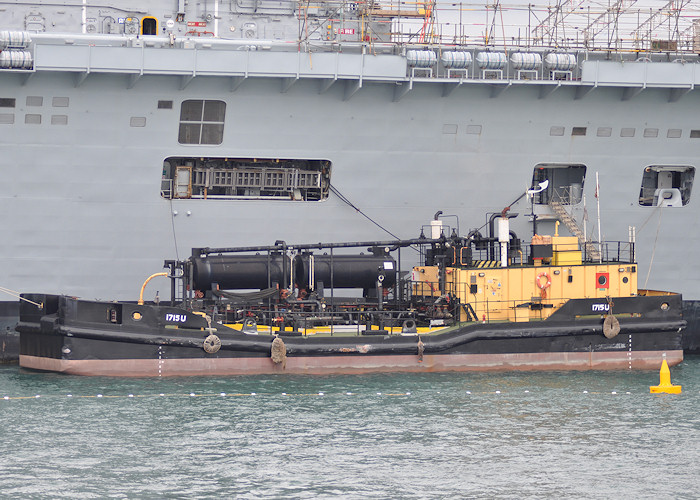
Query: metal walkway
xmin=549 ymin=200 xmax=601 ymax=262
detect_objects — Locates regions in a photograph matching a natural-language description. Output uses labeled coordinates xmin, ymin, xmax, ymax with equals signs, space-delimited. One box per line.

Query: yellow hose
xmin=138 ymin=272 xmax=168 ymax=305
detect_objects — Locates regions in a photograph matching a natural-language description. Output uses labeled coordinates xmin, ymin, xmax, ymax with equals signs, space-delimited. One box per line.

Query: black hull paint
xmin=16 ymin=294 xmax=685 ymax=376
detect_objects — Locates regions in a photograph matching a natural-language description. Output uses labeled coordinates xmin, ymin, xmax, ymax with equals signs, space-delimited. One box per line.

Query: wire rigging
xmin=329 ymin=184 xmax=401 ymax=239
xmin=643 ymin=206 xmax=663 ymax=289
xmin=169 ymin=198 xmax=180 ymax=262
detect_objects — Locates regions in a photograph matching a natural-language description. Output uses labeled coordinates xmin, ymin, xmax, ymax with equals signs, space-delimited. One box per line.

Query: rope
xmin=330 ymin=184 xmax=495 ymax=254
xmin=329 ymin=184 xmax=401 ymax=240
xmin=0 ymin=287 xmax=42 ymax=307
xmin=643 ymin=206 xmax=663 ymax=289
xmin=636 ymin=205 xmax=661 ymax=235
xmin=602 ymin=295 xmax=619 ymax=338
xmin=168 ymin=198 xmax=180 ymax=261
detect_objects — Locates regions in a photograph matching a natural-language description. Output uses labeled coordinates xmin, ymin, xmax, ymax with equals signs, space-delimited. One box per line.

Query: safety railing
xmin=295 ymin=1 xmax=700 ymax=54
xmin=464 ymin=240 xmax=634 ymax=266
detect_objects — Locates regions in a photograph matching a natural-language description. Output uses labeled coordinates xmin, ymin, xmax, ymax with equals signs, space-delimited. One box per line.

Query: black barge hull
xmin=17 ymin=294 xmax=685 ymax=377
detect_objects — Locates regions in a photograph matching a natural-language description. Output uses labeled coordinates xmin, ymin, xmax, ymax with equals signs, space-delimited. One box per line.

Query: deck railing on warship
xmin=9 ymin=2 xmax=700 ymax=79
xmin=300 ymin=0 xmax=700 ymax=53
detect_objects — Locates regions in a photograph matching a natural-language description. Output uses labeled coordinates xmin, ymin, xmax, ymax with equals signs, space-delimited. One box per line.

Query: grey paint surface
xmin=0 ymin=3 xmax=698 ymax=300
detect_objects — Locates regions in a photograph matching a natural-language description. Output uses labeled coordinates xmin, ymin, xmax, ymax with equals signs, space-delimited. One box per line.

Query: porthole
xmin=132 ymin=311 xmax=143 ymax=321
xmin=660 ymin=302 xmax=669 ymax=311
xmin=596 ymin=272 xmax=610 ymax=289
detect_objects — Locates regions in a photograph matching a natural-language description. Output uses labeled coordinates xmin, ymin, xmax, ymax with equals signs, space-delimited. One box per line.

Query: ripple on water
xmin=0 ymin=358 xmax=699 ymax=498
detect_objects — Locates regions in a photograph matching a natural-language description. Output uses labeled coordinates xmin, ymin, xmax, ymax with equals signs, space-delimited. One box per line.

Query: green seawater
xmin=1 ymin=358 xmax=699 ymax=499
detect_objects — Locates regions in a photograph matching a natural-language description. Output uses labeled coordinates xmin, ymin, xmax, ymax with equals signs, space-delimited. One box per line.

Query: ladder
xmin=549 ymin=200 xmax=601 ymax=261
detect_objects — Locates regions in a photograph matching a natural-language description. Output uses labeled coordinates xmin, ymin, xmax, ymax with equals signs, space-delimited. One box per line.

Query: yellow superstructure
xmin=551 ymin=236 xmax=581 ymax=265
xmin=413 ymin=236 xmax=638 ymax=322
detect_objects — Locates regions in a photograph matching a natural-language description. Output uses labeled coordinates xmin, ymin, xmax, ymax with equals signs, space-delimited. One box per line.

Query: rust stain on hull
xmin=19 ymin=350 xmax=683 ymax=377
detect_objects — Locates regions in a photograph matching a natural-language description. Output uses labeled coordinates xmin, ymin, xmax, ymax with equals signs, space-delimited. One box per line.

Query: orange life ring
xmin=536 ymin=272 xmax=551 ymax=290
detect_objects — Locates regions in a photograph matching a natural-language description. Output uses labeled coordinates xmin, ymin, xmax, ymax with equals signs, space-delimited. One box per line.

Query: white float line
xmin=0 ymin=391 xmax=414 ymax=400
xmin=2 ymin=389 xmax=679 ymax=401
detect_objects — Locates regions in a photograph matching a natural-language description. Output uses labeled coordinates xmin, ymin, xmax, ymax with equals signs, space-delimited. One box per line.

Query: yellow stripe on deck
xmin=474 ymin=261 xmax=500 ymax=268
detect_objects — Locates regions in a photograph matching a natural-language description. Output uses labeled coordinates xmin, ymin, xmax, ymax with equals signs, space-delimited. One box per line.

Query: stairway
xmin=549 ymin=200 xmax=601 ymax=261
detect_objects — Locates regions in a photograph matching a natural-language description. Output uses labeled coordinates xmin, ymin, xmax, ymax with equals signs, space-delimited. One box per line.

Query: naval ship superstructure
xmin=0 ymin=0 xmax=699 ymax=316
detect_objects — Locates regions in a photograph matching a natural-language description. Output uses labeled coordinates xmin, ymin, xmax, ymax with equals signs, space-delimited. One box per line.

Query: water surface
xmin=1 ymin=358 xmax=699 ymax=498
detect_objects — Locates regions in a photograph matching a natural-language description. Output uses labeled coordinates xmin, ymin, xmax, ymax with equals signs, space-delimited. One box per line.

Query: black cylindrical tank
xmin=192 ymin=254 xmax=291 ymax=290
xmin=296 ymin=254 xmax=396 ymax=290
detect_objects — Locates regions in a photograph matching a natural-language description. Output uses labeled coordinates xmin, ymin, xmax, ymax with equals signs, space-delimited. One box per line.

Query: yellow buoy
xmin=649 ymin=358 xmax=682 ymax=394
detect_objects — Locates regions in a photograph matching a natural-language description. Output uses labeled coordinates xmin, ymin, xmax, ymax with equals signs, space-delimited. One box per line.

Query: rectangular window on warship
xmin=549 ymin=126 xmax=565 ymax=136
xmin=26 ymin=96 xmax=42 ymax=107
xmin=52 ymin=97 xmax=69 ymax=107
xmin=0 ymin=98 xmax=16 ymax=108
xmin=530 ymin=164 xmax=586 ymax=205
xmin=161 ymin=157 xmax=331 ymax=201
xmin=639 ymin=166 xmax=694 ymax=207
xmin=178 ymin=100 xmax=225 ymax=145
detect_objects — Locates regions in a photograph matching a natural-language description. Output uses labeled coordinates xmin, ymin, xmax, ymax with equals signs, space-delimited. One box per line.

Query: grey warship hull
xmin=1 ymin=1 xmax=700 ymax=305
